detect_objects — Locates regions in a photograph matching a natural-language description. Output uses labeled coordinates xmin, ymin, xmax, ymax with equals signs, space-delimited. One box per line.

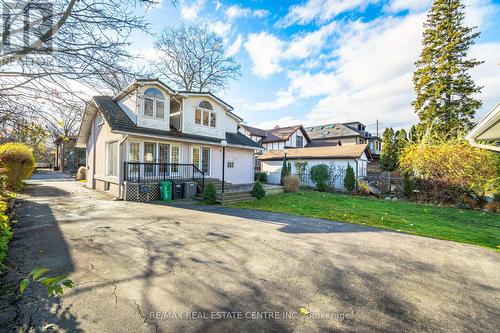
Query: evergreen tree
xmin=380 ymin=128 xmax=397 ymax=171
xmin=344 ymin=163 xmax=356 ymax=192
xmin=395 ymin=129 xmax=409 ymax=157
xmin=409 ymin=125 xmax=419 ymax=143
xmin=413 ymin=0 xmax=483 ymax=139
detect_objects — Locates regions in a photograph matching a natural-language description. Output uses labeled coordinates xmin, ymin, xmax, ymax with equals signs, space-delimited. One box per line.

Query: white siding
xmin=181 ymin=96 xmax=229 ymax=139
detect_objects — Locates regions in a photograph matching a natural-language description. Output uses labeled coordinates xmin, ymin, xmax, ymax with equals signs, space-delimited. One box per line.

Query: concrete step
xmin=217 ymin=192 xmax=253 ymax=200
xmin=219 ymin=196 xmax=256 ymax=204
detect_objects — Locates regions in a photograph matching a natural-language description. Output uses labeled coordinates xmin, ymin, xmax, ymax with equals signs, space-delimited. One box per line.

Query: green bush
xmin=203 ymin=183 xmax=217 ymax=204
xmin=254 ymin=172 xmax=268 ymax=183
xmin=251 ymin=181 xmax=266 ymax=199
xmin=402 ymin=175 xmax=414 ymax=198
xmin=344 ymin=164 xmax=356 ymax=192
xmin=310 ymin=164 xmax=330 ymax=192
xmin=399 ymin=140 xmax=498 ymax=205
xmin=0 ymin=142 xmax=35 ymax=191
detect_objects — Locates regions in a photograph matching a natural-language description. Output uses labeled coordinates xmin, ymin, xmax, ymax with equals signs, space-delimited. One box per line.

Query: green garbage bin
xmin=159 ymin=180 xmax=173 ymax=201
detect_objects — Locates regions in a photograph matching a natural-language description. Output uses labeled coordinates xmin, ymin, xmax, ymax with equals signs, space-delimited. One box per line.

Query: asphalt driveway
xmin=1 ymin=170 xmax=499 ymax=332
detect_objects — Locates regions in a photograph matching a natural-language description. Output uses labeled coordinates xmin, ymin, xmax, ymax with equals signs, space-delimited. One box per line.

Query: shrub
xmin=294 ymin=161 xmax=308 ymax=182
xmin=485 ymin=201 xmax=500 ymax=213
xmin=344 ymin=164 xmax=356 ymax=192
xmin=0 ymin=143 xmax=35 ymax=191
xmin=254 ymin=172 xmax=267 ymax=183
xmin=251 ymin=181 xmax=266 ymax=199
xmin=280 ymin=159 xmax=290 ymax=186
xmin=284 ymin=175 xmax=300 ymax=193
xmin=310 ymin=164 xmax=330 ymax=192
xmin=76 ymin=166 xmax=87 ymax=181
xmin=203 ymin=183 xmax=217 ymax=204
xmin=402 ymin=175 xmax=414 ymax=198
xmin=399 ymin=140 xmax=497 ymax=204
xmin=357 ymin=181 xmax=371 ymax=196
xmin=0 ymin=199 xmax=13 ymax=264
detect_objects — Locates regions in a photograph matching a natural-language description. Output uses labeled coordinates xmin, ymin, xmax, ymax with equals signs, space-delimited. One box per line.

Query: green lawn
xmin=229 ymin=191 xmax=500 ymax=250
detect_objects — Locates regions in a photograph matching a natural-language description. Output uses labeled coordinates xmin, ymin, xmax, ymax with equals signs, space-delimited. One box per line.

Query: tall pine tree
xmin=413 ymin=0 xmax=482 ymax=139
xmin=380 ymin=128 xmax=397 ymax=171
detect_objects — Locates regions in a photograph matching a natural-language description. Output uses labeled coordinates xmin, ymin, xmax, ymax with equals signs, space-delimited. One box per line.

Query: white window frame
xmin=191 ymin=145 xmax=211 ymax=176
xmin=227 ymin=161 xmax=234 ymax=168
xmin=195 ymin=107 xmax=216 ymax=128
xmin=142 ymin=90 xmax=165 ymax=119
xmin=105 ymin=140 xmax=119 ymax=177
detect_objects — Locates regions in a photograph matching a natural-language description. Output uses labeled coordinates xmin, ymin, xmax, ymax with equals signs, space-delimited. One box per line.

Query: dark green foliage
xmin=280 ymin=159 xmax=290 ymax=186
xmin=310 ymin=164 xmax=330 ymax=192
xmin=251 ymin=181 xmax=266 ymax=199
xmin=254 ymin=172 xmax=267 ymax=183
xmin=403 ymin=175 xmax=414 ymax=198
xmin=409 ymin=125 xmax=419 ymax=143
xmin=413 ymin=0 xmax=482 ymax=139
xmin=380 ymin=127 xmax=409 ymax=171
xmin=380 ymin=128 xmax=397 ymax=171
xmin=344 ymin=164 xmax=356 ymax=192
xmin=203 ymin=183 xmax=217 ymax=204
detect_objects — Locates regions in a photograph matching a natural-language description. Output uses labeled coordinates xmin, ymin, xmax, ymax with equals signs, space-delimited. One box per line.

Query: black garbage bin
xmin=172 ymin=181 xmax=184 ymax=199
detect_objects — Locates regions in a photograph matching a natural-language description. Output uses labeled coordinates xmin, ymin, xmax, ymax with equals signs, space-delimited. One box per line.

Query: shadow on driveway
xmin=0 ymin=182 xmax=82 ymax=332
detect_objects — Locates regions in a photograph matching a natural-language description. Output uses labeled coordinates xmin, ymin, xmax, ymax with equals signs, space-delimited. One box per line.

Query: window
xmin=128 ymin=142 xmax=140 ymax=162
xmin=359 ymin=139 xmax=365 ymax=144
xmin=171 ymin=146 xmax=180 ymax=173
xmin=143 ymin=142 xmax=156 ymax=162
xmin=195 ymin=100 xmax=216 ymax=128
xmin=106 ymin=141 xmax=118 ymax=177
xmin=227 ymin=161 xmax=234 ymax=168
xmin=199 ymin=100 xmax=213 ymax=110
xmin=296 ymin=136 xmax=303 ymax=148
xmin=195 ymin=109 xmax=201 ymax=124
xmin=210 ymin=112 xmax=216 ymax=127
xmin=203 ymin=110 xmax=209 ymax=126
xmin=192 ymin=146 xmax=210 ymax=175
xmin=143 ymin=88 xmax=165 ymax=119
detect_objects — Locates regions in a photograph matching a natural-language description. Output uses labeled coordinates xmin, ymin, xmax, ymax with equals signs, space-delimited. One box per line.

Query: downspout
xmin=118 ymin=134 xmax=129 ymax=200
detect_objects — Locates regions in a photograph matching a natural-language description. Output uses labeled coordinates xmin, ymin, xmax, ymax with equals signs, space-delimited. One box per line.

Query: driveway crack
xmin=132 ymin=299 xmax=160 ymax=333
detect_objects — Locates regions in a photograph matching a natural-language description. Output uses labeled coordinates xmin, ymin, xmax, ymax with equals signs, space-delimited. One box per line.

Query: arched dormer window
xmin=195 ymin=100 xmax=216 ymax=128
xmin=199 ymin=100 xmax=213 ymax=110
xmin=143 ymin=88 xmax=165 ymax=119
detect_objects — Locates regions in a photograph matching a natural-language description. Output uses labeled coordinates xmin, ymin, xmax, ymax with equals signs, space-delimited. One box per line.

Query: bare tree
xmin=0 ymin=0 xmax=160 ymax=130
xmin=154 ymin=25 xmax=241 ymax=92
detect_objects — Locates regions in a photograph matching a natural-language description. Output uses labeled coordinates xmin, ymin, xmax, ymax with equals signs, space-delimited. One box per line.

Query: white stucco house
xmin=258 ymin=145 xmax=371 ymax=190
xmin=76 ymin=79 xmax=262 ymax=200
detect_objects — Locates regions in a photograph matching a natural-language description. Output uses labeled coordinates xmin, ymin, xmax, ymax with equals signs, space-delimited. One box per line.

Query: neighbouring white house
xmin=466 ymin=102 xmax=500 ymax=152
xmin=76 ymin=79 xmax=262 ymax=200
xmin=258 ymin=145 xmax=371 ymax=190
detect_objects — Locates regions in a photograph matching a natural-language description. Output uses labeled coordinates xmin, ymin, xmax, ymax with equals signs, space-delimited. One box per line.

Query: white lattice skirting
xmin=124 ymin=182 xmax=160 ymax=202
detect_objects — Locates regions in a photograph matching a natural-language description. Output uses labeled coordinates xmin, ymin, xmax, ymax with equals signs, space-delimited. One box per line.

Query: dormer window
xmin=195 ymin=100 xmax=216 ymax=128
xmin=143 ymin=88 xmax=165 ymax=119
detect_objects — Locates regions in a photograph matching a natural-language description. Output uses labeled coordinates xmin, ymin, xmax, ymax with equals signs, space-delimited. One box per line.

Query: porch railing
xmin=123 ymin=162 xmax=205 ymax=189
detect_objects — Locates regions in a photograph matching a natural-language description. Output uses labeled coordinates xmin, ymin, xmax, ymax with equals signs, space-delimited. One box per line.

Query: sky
xmin=129 ymin=0 xmax=500 ymax=134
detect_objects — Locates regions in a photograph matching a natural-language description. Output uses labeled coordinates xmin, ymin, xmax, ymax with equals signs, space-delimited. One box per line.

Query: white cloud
xmin=255 ymin=116 xmax=303 ymax=129
xmin=283 ymin=21 xmax=338 ymax=59
xmin=279 ymin=0 xmax=379 ymax=27
xmin=253 ymin=88 xmax=296 ymax=111
xmin=244 ymin=32 xmax=284 ymax=78
xmin=384 ymin=0 xmax=432 ymax=13
xmin=180 ymin=0 xmax=205 ymax=21
xmin=226 ymin=34 xmax=243 ymax=57
xmin=225 ymin=5 xmax=270 ymax=20
xmin=209 ymin=21 xmax=232 ymax=38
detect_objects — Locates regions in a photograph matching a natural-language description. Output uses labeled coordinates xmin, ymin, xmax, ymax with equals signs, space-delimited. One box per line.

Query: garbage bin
xmin=172 ymin=181 xmax=184 ymax=200
xmin=159 ymin=180 xmax=173 ymax=201
xmin=183 ymin=181 xmax=198 ymax=199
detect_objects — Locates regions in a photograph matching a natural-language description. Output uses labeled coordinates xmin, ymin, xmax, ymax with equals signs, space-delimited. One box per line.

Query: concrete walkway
xmin=1 ymin=170 xmax=499 ymax=332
